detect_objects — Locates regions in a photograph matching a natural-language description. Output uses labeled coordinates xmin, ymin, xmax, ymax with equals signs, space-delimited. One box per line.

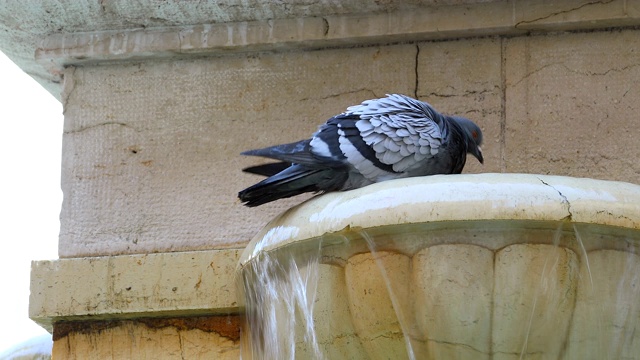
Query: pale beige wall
xmin=60 ymin=28 xmax=640 ymax=257
xmin=505 ymin=30 xmax=640 ymax=180
xmin=60 ymin=44 xmax=417 ymax=256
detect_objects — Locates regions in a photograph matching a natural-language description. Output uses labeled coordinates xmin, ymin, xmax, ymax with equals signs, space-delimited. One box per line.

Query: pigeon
xmin=238 ymin=94 xmax=483 ymax=207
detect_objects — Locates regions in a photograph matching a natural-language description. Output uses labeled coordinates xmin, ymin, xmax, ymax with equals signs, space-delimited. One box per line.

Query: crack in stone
xmin=512 ymin=61 xmax=640 ymax=88
xmin=64 ymin=122 xmax=137 ymax=134
xmin=427 ymin=338 xmax=487 ymax=354
xmin=423 ymin=87 xmax=498 ymax=98
xmin=61 ymin=66 xmax=77 ymax=115
xmin=414 ymin=44 xmax=420 ymax=99
xmin=538 ymin=177 xmax=572 ymax=220
xmin=499 ymin=38 xmax=507 ymax=173
xmin=178 ymin=332 xmax=186 ymax=360
xmin=321 ymin=17 xmax=329 ymax=37
xmin=493 ymin=350 xmax=546 ymax=356
xmin=369 ymin=332 xmax=404 ymax=341
xmin=515 ymin=0 xmax=615 ymax=28
xmin=595 ymin=210 xmax=634 ymax=223
xmin=511 ymin=62 xmax=562 ymax=86
xmin=299 ymin=88 xmax=377 ymax=102
xmin=178 ymin=28 xmax=184 ymax=52
xmin=561 ymin=63 xmax=640 ymax=77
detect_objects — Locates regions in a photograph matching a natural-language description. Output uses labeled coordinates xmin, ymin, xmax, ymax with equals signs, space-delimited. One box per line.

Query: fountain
xmin=238 ymin=173 xmax=640 ymax=359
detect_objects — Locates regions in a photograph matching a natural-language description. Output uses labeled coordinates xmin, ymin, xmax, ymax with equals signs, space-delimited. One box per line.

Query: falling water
xmin=240 ymin=238 xmax=324 ymax=359
xmin=239 ymin=220 xmax=640 ymax=359
xmin=518 ymin=224 xmax=560 ymax=360
xmin=573 ymin=224 xmax=594 ymax=289
xmin=359 ymin=230 xmax=416 ymax=360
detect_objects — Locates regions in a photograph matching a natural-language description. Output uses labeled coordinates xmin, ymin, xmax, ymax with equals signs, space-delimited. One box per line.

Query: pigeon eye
xmin=471 ymin=130 xmax=478 ymax=139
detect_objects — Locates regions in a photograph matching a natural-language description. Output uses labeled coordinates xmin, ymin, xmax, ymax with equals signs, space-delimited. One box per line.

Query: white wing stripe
xmin=309 ymin=137 xmax=332 ymax=157
xmin=337 ymin=128 xmax=392 ymax=180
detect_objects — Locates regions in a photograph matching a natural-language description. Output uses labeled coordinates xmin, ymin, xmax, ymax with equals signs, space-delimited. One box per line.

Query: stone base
xmin=30 ymin=249 xmax=242 ymax=356
xmin=52 ymin=316 xmax=240 ymax=359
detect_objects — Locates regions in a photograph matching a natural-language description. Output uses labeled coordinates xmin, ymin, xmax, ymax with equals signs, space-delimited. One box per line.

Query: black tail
xmin=241 ymin=139 xmax=316 ymax=164
xmin=238 ymin=164 xmax=347 ymax=207
xmin=242 ymin=161 xmax=291 ymax=177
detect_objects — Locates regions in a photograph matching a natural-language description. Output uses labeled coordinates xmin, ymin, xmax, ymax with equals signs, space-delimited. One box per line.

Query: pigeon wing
xmin=348 ymin=94 xmax=444 ymax=173
xmin=309 ymin=114 xmax=396 ymax=180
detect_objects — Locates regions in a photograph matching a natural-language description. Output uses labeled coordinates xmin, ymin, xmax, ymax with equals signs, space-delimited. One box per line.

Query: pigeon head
xmin=450 ymin=116 xmax=484 ymax=164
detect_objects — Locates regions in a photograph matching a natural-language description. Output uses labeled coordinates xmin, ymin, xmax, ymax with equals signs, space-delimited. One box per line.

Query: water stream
xmin=239 ymin=220 xmax=640 ymax=359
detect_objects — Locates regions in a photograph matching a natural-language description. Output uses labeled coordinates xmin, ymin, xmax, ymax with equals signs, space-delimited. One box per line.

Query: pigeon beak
xmin=475 ymin=146 xmax=484 ymax=164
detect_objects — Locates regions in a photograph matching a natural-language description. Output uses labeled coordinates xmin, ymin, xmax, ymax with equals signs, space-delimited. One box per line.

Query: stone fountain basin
xmin=238 ymin=173 xmax=640 ymax=360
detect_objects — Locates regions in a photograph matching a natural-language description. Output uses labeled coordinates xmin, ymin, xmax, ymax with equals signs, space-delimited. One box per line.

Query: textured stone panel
xmin=345 ymin=251 xmax=415 ymax=359
xmin=492 ymin=244 xmax=578 ymax=359
xmin=505 ymin=29 xmax=640 ymax=182
xmin=417 ymin=37 xmax=503 ymax=173
xmin=5 ymin=0 xmax=640 ymax=100
xmin=298 ymin=264 xmax=367 ymax=359
xmin=514 ymin=0 xmax=630 ymax=30
xmin=30 ymin=249 xmax=241 ymax=331
xmin=52 ymin=317 xmax=240 ymax=359
xmin=60 ymin=44 xmax=416 ymax=256
xmin=565 ymin=250 xmax=640 ymax=359
xmin=413 ymin=244 xmax=493 ymax=359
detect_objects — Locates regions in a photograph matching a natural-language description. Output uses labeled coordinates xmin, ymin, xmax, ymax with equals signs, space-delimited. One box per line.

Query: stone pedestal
xmin=30 ymin=250 xmax=242 ymax=357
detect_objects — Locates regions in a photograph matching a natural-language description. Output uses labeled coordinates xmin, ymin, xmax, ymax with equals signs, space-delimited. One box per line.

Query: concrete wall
xmin=60 ymin=29 xmax=640 ymax=257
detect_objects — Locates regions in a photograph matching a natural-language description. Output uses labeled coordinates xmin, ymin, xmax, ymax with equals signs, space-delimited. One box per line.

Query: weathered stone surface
xmin=413 ymin=244 xmax=493 ymax=359
xmin=30 ymin=249 xmax=240 ymax=331
xmin=345 ymin=251 xmax=415 ymax=359
xmin=299 ymin=264 xmax=367 ymax=360
xmin=565 ymin=249 xmax=640 ymax=359
xmin=57 ymin=26 xmax=640 ymax=257
xmin=514 ymin=0 xmax=633 ymax=30
xmin=60 ymin=44 xmax=416 ymax=256
xmin=417 ymin=37 xmax=503 ymax=173
xmin=4 ymin=0 xmax=512 ymax=98
xmin=504 ymin=29 xmax=640 ymax=183
xmin=5 ymin=1 xmax=640 ymax=99
xmin=492 ymin=244 xmax=578 ymax=359
xmin=52 ymin=317 xmax=240 ymax=359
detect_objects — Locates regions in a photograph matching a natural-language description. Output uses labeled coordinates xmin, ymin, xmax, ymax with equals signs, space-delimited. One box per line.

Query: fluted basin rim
xmin=239 ymin=173 xmax=640 ymax=266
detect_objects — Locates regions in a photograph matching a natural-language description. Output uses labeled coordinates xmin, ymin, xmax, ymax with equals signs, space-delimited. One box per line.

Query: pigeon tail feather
xmin=241 ymin=139 xmax=317 ymax=165
xmin=242 ymin=162 xmax=291 ymax=177
xmin=238 ymin=164 xmax=348 ymax=207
